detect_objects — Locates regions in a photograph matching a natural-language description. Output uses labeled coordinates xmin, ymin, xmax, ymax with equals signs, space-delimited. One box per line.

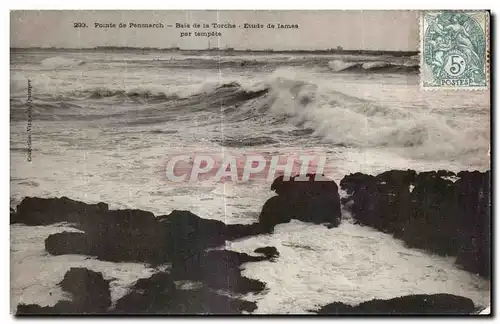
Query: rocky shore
xmin=340 ymin=170 xmax=490 ymax=278
xmin=11 ymin=170 xmax=490 ymax=314
xmin=314 ymin=293 xmax=477 ymax=314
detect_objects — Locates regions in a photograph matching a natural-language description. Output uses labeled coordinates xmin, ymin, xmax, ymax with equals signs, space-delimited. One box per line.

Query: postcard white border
xmin=2 ymin=1 xmax=496 ymax=323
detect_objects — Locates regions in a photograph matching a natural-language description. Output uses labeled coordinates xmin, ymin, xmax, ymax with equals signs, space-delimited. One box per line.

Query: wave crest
xmin=77 ymin=81 xmax=268 ymax=103
xmin=86 ymin=87 xmax=179 ymax=101
xmin=41 ymin=57 xmax=85 ymax=69
xmin=241 ymin=69 xmax=490 ymax=160
xmin=328 ymin=59 xmax=418 ymax=73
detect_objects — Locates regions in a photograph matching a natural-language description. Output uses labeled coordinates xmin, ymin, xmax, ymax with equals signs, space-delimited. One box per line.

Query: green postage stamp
xmin=421 ymin=11 xmax=490 ymax=90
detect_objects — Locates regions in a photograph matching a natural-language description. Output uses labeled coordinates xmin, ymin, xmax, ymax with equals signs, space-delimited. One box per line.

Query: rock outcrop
xmin=17 ymin=267 xmax=259 ymax=315
xmin=315 ymin=293 xmax=476 ymax=314
xmin=7 ymin=197 xmax=261 ymax=265
xmin=112 ymin=271 xmax=257 ymax=314
xmin=11 ymin=196 xmax=108 ymax=226
xmin=254 ymin=246 xmax=280 ymax=259
xmin=170 ymin=249 xmax=269 ymax=294
xmin=12 ymin=168 xmax=490 ymax=314
xmin=17 ymin=268 xmax=111 ymax=314
xmin=45 ymin=232 xmax=92 ymax=256
xmin=12 ymin=196 xmax=279 ymax=314
xmin=259 ymin=173 xmax=342 ymax=231
xmin=340 ymin=169 xmax=490 ymax=278
xmin=13 ymin=179 xmax=339 ymax=266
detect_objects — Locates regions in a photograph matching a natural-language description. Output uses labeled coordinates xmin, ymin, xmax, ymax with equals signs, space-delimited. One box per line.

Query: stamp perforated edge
xmin=419 ymin=10 xmax=490 ymax=91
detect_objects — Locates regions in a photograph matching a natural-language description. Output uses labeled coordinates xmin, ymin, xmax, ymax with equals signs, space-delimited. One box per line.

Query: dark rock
xmin=13 ymin=197 xmax=280 ymax=314
xmin=113 ymin=271 xmax=257 ymax=314
xmin=376 ymin=169 xmax=417 ymax=188
xmin=18 ymin=255 xmax=266 ymax=316
xmin=316 ymin=293 xmax=475 ymax=314
xmin=11 ymin=196 xmax=108 ymax=226
xmin=341 ymin=169 xmax=418 ymax=236
xmin=259 ymin=195 xmax=293 ymax=231
xmin=11 ymin=196 xmax=268 ymax=265
xmin=260 ymin=173 xmax=342 ymax=231
xmin=254 ymin=246 xmax=280 ymax=258
xmin=17 ymin=267 xmax=111 ymax=315
xmin=170 ymin=249 xmax=268 ymax=294
xmin=81 ymin=209 xmax=166 ymax=264
xmin=10 ymin=208 xmax=16 ymax=224
xmin=42 ymin=208 xmax=167 ymax=264
xmin=17 ymin=303 xmax=54 ymax=315
xmin=225 ymin=222 xmax=266 ymax=240
xmin=436 ymin=170 xmax=456 ymax=177
xmin=45 ymin=232 xmax=91 ymax=256
xmin=341 ymin=169 xmax=491 ymax=278
xmin=271 ymin=173 xmax=339 ymax=197
xmin=59 ymin=267 xmax=111 ymax=313
xmin=455 ymin=171 xmax=491 ymax=277
xmin=46 ymin=206 xmax=267 ymax=266
xmin=158 ymin=210 xmax=228 ymax=262
xmin=132 ymin=272 xmax=177 ymax=293
xmin=113 ymin=272 xmax=177 ymax=313
xmin=17 ymin=301 xmax=75 ymax=315
xmin=339 ymin=172 xmax=376 ymax=195
xmin=402 ymin=171 xmax=458 ymax=254
xmin=114 ymin=288 xmax=257 ymax=314
xmin=81 ymin=208 xmax=158 ymax=234
xmin=14 ymin=196 xmax=271 ymax=263
xmin=170 ymin=288 xmax=258 ymax=314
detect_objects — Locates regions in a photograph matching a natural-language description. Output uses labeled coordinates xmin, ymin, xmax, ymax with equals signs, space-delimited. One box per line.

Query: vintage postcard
xmin=10 ymin=10 xmax=491 ymax=315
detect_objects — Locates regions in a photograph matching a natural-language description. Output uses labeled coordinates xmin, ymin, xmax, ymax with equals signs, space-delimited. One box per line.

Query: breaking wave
xmin=328 ymin=59 xmax=418 ymax=73
xmin=262 ymin=71 xmax=487 ymax=159
xmin=85 ymin=87 xmax=180 ymax=101
xmin=77 ymin=81 xmax=269 ymax=104
xmin=188 ymin=71 xmax=487 ymax=160
xmin=40 ymin=57 xmax=85 ymax=69
xmin=13 ymin=65 xmax=487 ymax=161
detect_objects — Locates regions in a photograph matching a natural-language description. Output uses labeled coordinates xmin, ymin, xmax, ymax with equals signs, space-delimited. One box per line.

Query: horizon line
xmin=10 ymin=47 xmax=419 ymax=53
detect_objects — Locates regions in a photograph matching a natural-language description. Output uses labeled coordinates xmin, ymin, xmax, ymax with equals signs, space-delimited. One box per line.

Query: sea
xmin=10 ymin=49 xmax=491 ymax=313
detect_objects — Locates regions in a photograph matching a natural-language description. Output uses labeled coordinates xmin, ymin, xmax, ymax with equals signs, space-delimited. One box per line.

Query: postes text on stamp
xmin=421 ymin=11 xmax=489 ymax=90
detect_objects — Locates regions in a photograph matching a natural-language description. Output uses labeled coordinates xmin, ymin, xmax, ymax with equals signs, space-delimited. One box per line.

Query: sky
xmin=11 ymin=10 xmax=419 ymax=51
